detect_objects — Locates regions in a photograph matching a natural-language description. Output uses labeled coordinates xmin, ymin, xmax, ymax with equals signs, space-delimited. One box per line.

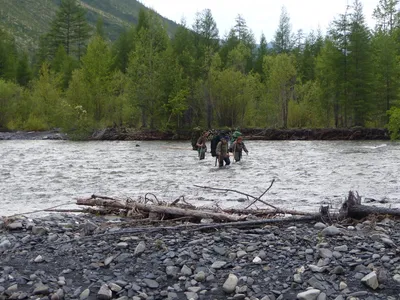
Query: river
xmin=1 ymin=140 xmax=399 ymax=216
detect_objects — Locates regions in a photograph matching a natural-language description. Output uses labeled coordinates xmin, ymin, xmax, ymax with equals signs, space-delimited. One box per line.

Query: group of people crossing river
xmin=193 ymin=130 xmax=249 ymax=168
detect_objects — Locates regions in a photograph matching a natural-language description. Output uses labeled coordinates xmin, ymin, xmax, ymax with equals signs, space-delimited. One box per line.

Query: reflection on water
xmin=0 ymin=140 xmax=399 ymax=216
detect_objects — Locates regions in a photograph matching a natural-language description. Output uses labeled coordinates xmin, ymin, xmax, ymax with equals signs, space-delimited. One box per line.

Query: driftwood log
xmin=339 ymin=191 xmax=400 ymax=219
xmin=76 ymin=195 xmax=246 ymax=222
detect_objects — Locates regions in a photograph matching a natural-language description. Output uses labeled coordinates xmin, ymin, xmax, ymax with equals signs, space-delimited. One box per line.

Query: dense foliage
xmin=2 ymin=0 xmax=400 ymax=139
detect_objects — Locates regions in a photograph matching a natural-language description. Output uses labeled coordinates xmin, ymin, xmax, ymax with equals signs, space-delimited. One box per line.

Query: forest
xmin=1 ymin=0 xmax=400 ymax=139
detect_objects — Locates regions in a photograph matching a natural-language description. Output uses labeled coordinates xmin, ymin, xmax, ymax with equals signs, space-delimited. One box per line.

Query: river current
xmin=1 ymin=140 xmax=399 ymax=216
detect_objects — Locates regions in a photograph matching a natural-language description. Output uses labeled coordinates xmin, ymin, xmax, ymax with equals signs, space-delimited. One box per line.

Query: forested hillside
xmin=0 ymin=0 xmax=178 ymax=51
xmin=1 ymin=0 xmax=400 ymax=139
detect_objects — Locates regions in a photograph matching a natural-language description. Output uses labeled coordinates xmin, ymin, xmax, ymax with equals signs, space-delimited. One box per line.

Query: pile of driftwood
xmin=43 ymin=180 xmax=400 ymax=230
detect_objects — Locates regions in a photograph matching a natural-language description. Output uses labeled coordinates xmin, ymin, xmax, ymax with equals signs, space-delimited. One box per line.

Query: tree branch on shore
xmin=76 ymin=195 xmax=246 ymax=222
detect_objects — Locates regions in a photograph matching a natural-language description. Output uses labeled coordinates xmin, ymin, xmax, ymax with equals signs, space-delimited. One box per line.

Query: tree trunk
xmin=340 ymin=191 xmax=400 ymax=219
xmin=76 ymin=196 xmax=245 ymax=222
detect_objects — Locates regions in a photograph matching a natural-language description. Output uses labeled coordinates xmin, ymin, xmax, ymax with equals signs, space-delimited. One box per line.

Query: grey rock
xmin=213 ymin=246 xmax=226 ymax=255
xmin=184 ymin=291 xmax=198 ymax=300
xmin=293 ymin=273 xmax=303 ymax=283
xmin=333 ymin=245 xmax=348 ymax=252
xmin=187 ymin=286 xmax=201 ymax=293
xmin=82 ymin=221 xmax=98 ymax=235
xmin=33 ymin=284 xmax=50 ymax=295
xmin=307 ymin=277 xmax=327 ymax=291
xmin=31 ymin=226 xmax=47 ymax=235
xmin=167 ymin=292 xmax=179 ymax=299
xmin=34 ymin=255 xmax=44 ymax=263
xmin=55 ymin=288 xmax=64 ymax=300
xmin=115 ymin=253 xmax=131 ymax=263
xmin=211 ymin=261 xmax=226 ymax=269
xmin=97 ymin=284 xmax=112 ymax=300
xmin=109 ymin=283 xmax=122 ymax=292
xmin=223 ymin=273 xmax=238 ymax=294
xmin=314 ymin=222 xmax=327 ymax=229
xmin=79 ymin=289 xmax=90 ymax=300
xmin=377 ymin=268 xmax=388 ymax=283
xmin=143 ymin=279 xmax=159 ymax=289
xmin=104 ymin=255 xmax=115 ymax=266
xmin=47 ymin=233 xmax=58 ymax=242
xmin=7 ymin=222 xmax=23 ymax=230
xmin=116 ymin=242 xmax=128 ymax=249
xmin=237 ymin=250 xmax=247 ymax=258
xmin=134 ymin=241 xmax=146 ymax=255
xmin=297 ymin=289 xmax=321 ymax=300
xmin=318 ymin=248 xmax=333 ymax=258
xmin=361 ymin=271 xmax=379 ymax=290
xmin=317 ymin=292 xmax=327 ymax=300
xmin=0 ymin=240 xmax=11 ymax=251
xmin=308 ymin=265 xmax=326 ymax=273
xmin=166 ymin=266 xmax=180 ymax=277
xmin=392 ymin=274 xmax=400 ymax=284
xmin=339 ymin=281 xmax=347 ymax=290
xmin=181 ymin=265 xmax=192 ymax=276
xmin=131 ymin=282 xmax=141 ymax=291
xmin=381 ymin=237 xmax=395 ymax=247
xmin=347 ymin=291 xmax=368 ymax=297
xmin=321 ymin=226 xmax=340 ymax=236
xmin=194 ymin=271 xmax=206 ymax=282
xmin=6 ymin=284 xmax=18 ymax=294
xmin=331 ymin=266 xmax=345 ymax=275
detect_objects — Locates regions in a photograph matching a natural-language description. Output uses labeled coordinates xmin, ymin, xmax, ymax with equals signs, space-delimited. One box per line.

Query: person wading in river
xmin=231 ymin=136 xmax=248 ymax=162
xmin=196 ymin=131 xmax=209 ymax=160
xmin=216 ymin=136 xmax=231 ymax=167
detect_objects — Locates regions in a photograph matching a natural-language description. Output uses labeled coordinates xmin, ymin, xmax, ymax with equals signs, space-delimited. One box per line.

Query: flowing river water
xmin=1 ymin=140 xmax=399 ymax=216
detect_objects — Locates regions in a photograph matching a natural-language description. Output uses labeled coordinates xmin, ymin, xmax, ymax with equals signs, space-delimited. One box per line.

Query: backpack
xmin=210 ymin=135 xmax=221 ymax=157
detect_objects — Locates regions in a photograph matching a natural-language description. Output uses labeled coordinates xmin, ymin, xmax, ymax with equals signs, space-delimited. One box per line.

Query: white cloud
xmin=140 ymin=0 xmax=378 ymax=42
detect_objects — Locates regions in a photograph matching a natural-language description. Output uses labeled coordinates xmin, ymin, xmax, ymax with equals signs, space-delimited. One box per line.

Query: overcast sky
xmin=140 ymin=0 xmax=379 ymax=42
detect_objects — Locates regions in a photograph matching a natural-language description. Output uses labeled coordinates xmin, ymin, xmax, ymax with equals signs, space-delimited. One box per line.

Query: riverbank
xmin=1 ymin=213 xmax=399 ymax=300
xmin=0 ymin=127 xmax=390 ymax=141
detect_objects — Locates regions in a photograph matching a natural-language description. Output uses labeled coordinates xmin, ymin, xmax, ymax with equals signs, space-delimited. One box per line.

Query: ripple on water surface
xmin=0 ymin=140 xmax=399 ymax=216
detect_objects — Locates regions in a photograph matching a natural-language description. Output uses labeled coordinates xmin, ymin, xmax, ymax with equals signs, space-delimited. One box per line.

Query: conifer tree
xmin=45 ymin=0 xmax=90 ymax=60
xmin=273 ymin=7 xmax=294 ymax=54
xmin=16 ymin=53 xmax=32 ymax=87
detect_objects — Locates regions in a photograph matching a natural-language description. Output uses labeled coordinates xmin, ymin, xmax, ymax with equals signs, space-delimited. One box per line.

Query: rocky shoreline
xmin=1 ymin=214 xmax=400 ymax=300
xmin=0 ymin=130 xmax=67 ymax=141
xmin=0 ymin=127 xmax=390 ymax=141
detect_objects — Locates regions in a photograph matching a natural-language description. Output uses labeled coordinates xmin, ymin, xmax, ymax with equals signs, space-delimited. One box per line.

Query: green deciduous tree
xmin=127 ymin=9 xmax=169 ymax=129
xmin=26 ymin=63 xmax=63 ymax=130
xmin=265 ymin=54 xmax=297 ymax=128
xmin=0 ymin=80 xmax=24 ymax=129
xmin=210 ymin=58 xmax=258 ymax=127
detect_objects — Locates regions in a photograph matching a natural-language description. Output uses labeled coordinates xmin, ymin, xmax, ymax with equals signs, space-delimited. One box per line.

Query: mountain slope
xmin=0 ymin=0 xmax=179 ymax=51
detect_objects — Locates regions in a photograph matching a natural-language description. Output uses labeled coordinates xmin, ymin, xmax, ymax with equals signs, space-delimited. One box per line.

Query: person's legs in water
xmin=199 ymin=147 xmax=205 ymax=160
xmin=219 ymin=156 xmax=224 ymax=167
xmin=224 ymin=156 xmax=230 ymax=166
xmin=234 ymin=151 xmax=241 ymax=162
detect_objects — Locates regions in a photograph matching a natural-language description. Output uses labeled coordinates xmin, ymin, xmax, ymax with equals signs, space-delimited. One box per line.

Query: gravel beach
xmin=1 ymin=214 xmax=400 ymax=300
